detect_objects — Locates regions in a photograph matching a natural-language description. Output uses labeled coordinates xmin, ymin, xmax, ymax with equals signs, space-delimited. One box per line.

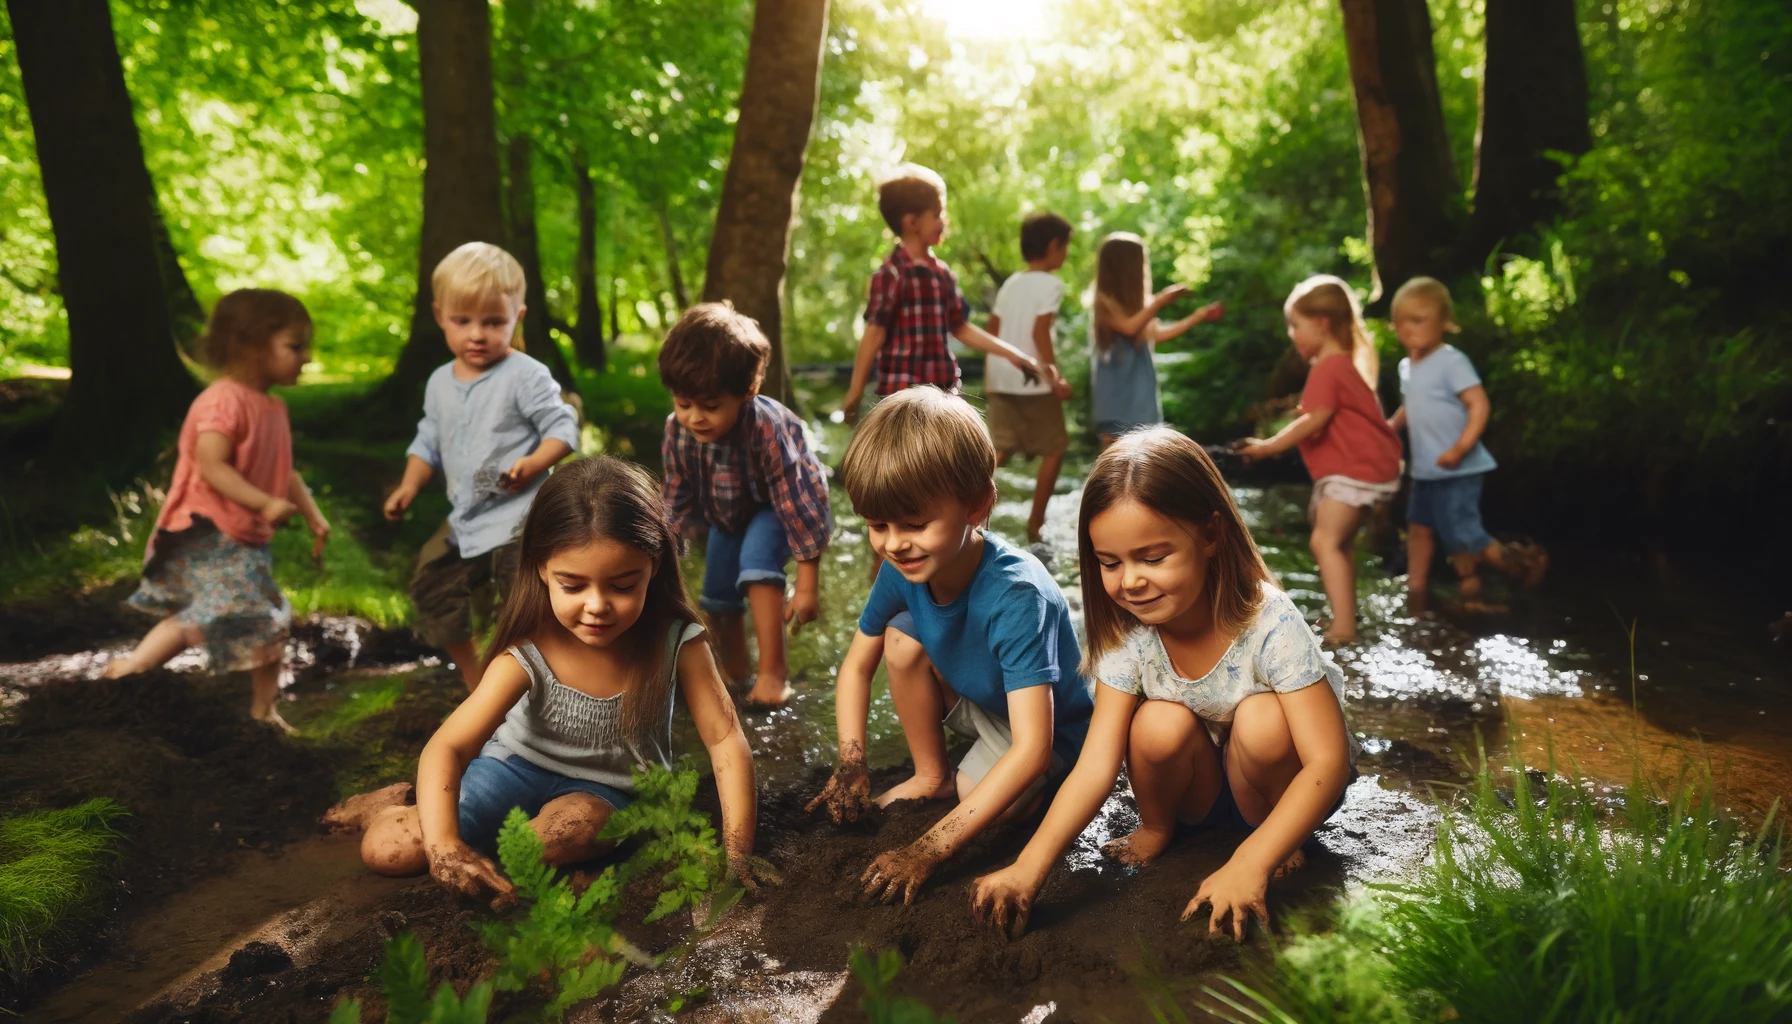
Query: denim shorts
xmin=457 ymin=742 xmax=633 ymax=855
xmin=700 ymin=505 xmax=791 ymax=614
xmin=1406 ymin=473 xmax=1496 ymax=555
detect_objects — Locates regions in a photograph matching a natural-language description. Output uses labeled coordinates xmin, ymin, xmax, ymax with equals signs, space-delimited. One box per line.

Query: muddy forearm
xmin=709 ymin=727 xmax=758 ymax=865
xmin=921 ymin=743 xmax=1049 ymax=863
xmin=415 ymin=742 xmax=469 ymax=847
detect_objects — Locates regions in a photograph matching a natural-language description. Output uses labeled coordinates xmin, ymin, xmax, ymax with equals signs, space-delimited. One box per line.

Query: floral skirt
xmin=126 ymin=516 xmax=291 ymax=672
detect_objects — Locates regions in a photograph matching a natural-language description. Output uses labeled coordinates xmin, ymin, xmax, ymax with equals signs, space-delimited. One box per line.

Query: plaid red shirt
xmin=660 ymin=395 xmax=832 ymax=562
xmin=863 ymin=246 xmax=969 ymax=395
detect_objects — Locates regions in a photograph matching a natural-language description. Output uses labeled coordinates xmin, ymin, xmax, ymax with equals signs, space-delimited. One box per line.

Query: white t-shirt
xmin=1094 ymin=583 xmax=1354 ymax=755
xmin=986 ymin=270 xmax=1064 ymax=395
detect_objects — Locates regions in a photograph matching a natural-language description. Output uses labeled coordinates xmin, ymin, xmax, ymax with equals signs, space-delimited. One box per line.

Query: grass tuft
xmin=0 ymin=798 xmax=128 ymax=983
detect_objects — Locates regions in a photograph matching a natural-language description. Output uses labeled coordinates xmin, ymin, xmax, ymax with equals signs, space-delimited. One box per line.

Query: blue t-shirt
xmin=1398 ymin=344 xmax=1498 ymax=481
xmin=857 ymin=532 xmax=1094 ymax=765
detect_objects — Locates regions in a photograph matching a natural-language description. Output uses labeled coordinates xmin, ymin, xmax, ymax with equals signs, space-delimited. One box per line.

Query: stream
xmin=7 ymin=381 xmax=1789 ymax=1022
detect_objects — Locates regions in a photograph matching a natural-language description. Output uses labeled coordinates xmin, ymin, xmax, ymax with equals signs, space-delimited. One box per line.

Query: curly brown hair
xmin=656 ymin=303 xmax=771 ymax=398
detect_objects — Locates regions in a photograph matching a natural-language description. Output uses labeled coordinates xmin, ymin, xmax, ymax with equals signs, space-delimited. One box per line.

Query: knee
xmin=885 ymin=629 xmax=928 ymax=676
xmin=1129 ymin=700 xmax=1200 ymax=764
xmin=1230 ymin=693 xmax=1296 ymax=770
xmin=361 ymin=811 xmax=427 ymax=876
xmin=535 ymin=794 xmax=614 ymax=861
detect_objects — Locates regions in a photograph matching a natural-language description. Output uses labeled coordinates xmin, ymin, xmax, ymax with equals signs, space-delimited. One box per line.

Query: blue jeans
xmin=1407 ymin=473 xmax=1496 ymax=555
xmin=457 ymin=742 xmax=633 ymax=855
xmin=700 ymin=505 xmax=790 ymax=614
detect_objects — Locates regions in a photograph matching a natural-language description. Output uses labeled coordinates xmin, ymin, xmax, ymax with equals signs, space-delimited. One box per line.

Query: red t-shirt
xmin=152 ymin=378 xmax=293 ymax=551
xmin=1296 ymin=353 xmax=1401 ymax=484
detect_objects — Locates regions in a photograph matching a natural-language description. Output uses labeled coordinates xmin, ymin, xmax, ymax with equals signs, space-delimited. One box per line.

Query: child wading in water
xmin=1240 ymin=275 xmax=1402 ymax=642
xmin=1088 ymin=232 xmax=1224 ymax=446
xmin=330 ymin=458 xmax=767 ymax=899
xmin=104 ymin=290 xmax=329 ymax=734
xmin=971 ymin=429 xmax=1354 ymax=940
xmin=1388 ymin=277 xmax=1545 ymax=609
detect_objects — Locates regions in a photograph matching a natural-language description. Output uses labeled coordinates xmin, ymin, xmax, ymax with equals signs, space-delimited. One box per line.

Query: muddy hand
xmin=804 ymin=754 xmax=872 ymax=824
xmin=727 ymin=853 xmax=784 ymax=892
xmin=427 ymin=841 xmax=515 ymax=908
xmin=970 ymin=869 xmax=1035 ymax=940
xmin=861 ymin=845 xmax=935 ymax=905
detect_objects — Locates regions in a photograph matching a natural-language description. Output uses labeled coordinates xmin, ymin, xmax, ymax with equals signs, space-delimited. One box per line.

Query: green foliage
xmin=850 ymin=945 xmax=956 ymax=1024
xmin=597 ymin=760 xmax=727 ymax=923
xmin=0 ymin=798 xmax=127 ymax=983
xmin=1206 ymin=745 xmax=1792 ymax=1024
xmin=326 ymin=934 xmax=494 ymax=1024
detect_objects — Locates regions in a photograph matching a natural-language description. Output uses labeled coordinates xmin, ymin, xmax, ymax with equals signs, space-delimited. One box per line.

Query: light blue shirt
xmin=1398 ymin=344 xmax=1498 ymax=481
xmin=857 ymin=531 xmax=1094 ymax=766
xmin=405 ymin=352 xmax=580 ymax=558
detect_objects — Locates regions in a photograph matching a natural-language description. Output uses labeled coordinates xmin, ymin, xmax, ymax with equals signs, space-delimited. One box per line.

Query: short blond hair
xmin=432 ymin=242 xmax=526 ymax=310
xmin=840 ymin=387 xmax=996 ymax=521
xmin=1391 ymin=275 xmax=1459 ymax=331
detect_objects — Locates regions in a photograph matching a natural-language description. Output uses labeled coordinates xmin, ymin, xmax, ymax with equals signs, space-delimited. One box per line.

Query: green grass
xmin=1205 ymin=743 xmax=1792 ymax=1024
xmin=0 ymin=798 xmax=127 ymax=984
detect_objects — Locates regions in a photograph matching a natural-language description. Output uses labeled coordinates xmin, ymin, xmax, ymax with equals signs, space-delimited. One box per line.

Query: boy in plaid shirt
xmin=841 ymin=164 xmax=1042 ymax=424
xmin=660 ymin=304 xmax=831 ymax=708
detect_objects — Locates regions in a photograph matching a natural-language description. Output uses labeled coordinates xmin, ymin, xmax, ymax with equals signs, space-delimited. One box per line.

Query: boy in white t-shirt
xmin=985 ymin=212 xmax=1075 ymax=543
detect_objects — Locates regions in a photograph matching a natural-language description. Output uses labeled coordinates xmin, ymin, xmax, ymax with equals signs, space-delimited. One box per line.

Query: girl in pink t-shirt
xmin=1238 ymin=276 xmax=1401 ymax=642
xmin=104 ymin=290 xmax=329 ymax=733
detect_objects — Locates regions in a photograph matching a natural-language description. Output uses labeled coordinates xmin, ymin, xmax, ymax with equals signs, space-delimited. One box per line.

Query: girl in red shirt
xmin=1239 ymin=276 xmax=1401 ymax=642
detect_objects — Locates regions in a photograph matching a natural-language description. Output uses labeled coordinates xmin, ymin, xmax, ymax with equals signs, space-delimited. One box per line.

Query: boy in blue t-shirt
xmin=807 ymin=387 xmax=1094 ymax=905
xmin=1388 ymin=277 xmax=1546 ymax=608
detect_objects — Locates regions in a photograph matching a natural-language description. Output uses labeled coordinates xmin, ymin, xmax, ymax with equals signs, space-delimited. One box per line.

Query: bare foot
xmin=323 ymin=782 xmax=415 ymax=833
xmin=1271 ymin=847 xmax=1306 ymax=880
xmin=1025 ymin=513 xmax=1046 ymax=545
xmin=101 ymin=656 xmax=136 ymax=679
xmin=253 ymin=707 xmax=299 ymax=736
xmin=874 ymin=774 xmax=955 ymax=809
xmin=743 ymin=678 xmax=795 ymax=709
xmin=1101 ymin=825 xmax=1173 ymax=867
xmin=1322 ymin=631 xmax=1359 ymax=646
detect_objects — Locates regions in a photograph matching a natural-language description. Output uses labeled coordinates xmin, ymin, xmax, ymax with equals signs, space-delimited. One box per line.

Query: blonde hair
xmin=432 ymin=242 xmax=527 ymax=311
xmin=1285 ymin=274 xmax=1379 ymax=389
xmin=1391 ymin=276 xmax=1461 ymax=332
xmin=1092 ymin=232 xmax=1149 ymax=352
xmin=877 ymin=164 xmax=947 ymax=236
xmin=839 ymin=387 xmax=996 ymax=522
xmin=1078 ymin=428 xmax=1273 ymax=674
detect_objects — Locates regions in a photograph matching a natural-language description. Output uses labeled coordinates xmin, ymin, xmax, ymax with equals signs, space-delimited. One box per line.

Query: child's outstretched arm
xmin=1146 ymin=302 xmax=1225 ymax=346
xmin=384 ymin=456 xmax=435 ymax=520
xmin=677 ymin=636 xmax=768 ymax=888
xmin=1436 ymin=385 xmax=1490 ymax=470
xmin=1388 ymin=404 xmax=1407 ymax=432
xmin=952 ymin=321 xmax=1041 ymax=383
xmin=414 ymin=656 xmax=532 ymax=904
xmin=842 ymin=325 xmax=886 ymax=425
xmin=1237 ymin=406 xmax=1334 ymax=463
xmin=970 ymin=682 xmax=1135 ymax=936
xmin=195 ymin=431 xmax=297 ymax=524
xmin=287 ymin=469 xmax=331 ymax=563
xmin=500 ymin=372 xmax=581 ymax=491
xmin=806 ymin=629 xmax=883 ymax=822
xmin=1032 ymin=313 xmax=1073 ymax=399
xmin=861 ymin=685 xmax=1055 ymax=905
xmin=1099 ymin=285 xmax=1189 ymax=340
xmin=1183 ymin=682 xmax=1349 ymax=940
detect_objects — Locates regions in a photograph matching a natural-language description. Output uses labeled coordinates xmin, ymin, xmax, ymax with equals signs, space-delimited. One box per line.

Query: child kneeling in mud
xmin=808 ymin=387 xmax=1095 ymax=904
xmin=971 ymin=429 xmax=1355 ymax=940
xmin=327 ymin=458 xmax=768 ymax=899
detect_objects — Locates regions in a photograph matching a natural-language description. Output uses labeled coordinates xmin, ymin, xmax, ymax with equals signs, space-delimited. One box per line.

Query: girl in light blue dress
xmin=1086 ymin=232 xmax=1224 ymax=445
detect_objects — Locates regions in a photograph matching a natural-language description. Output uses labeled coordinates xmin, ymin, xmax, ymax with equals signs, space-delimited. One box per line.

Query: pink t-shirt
xmin=152 ymin=378 xmax=293 ymax=551
xmin=1297 ymin=353 xmax=1401 ymax=484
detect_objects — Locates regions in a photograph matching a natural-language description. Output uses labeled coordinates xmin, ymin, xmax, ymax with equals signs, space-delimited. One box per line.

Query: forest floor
xmin=3 ymin=380 xmax=1789 ymax=1023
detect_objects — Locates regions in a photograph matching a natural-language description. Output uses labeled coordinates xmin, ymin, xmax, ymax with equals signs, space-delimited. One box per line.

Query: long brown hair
xmin=1077 ymin=427 xmax=1273 ymax=674
xmin=1092 ymin=232 xmax=1149 ymax=352
xmin=1284 ymin=274 xmax=1379 ymax=389
xmin=482 ymin=457 xmax=702 ymax=745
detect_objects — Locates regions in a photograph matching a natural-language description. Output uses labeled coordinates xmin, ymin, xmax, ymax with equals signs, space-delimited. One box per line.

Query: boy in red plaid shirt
xmin=660 ymin=304 xmax=832 ymax=708
xmin=842 ymin=164 xmax=1042 ymax=424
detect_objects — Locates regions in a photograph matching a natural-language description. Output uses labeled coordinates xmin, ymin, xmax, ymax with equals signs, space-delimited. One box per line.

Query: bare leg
xmin=1309 ymin=499 xmax=1367 ymax=642
xmin=102 ymin=617 xmax=201 ymax=678
xmin=707 ymin=610 xmax=752 ymax=693
xmin=1102 ymin=699 xmax=1222 ymax=866
xmin=744 ymin=583 xmax=795 ymax=707
xmin=874 ymin=628 xmax=958 ymax=807
xmin=445 ymin=640 xmax=483 ymax=692
xmin=1406 ymin=523 xmax=1436 ymax=614
xmin=324 ymin=783 xmax=414 ymax=833
xmin=1027 ymin=450 xmax=1065 ymax=543
xmin=532 ymin=792 xmax=617 ymax=865
xmin=362 ymin=805 xmax=430 ymax=876
xmin=249 ymin=661 xmax=296 ymax=735
xmin=1226 ymin=692 xmax=1311 ymax=878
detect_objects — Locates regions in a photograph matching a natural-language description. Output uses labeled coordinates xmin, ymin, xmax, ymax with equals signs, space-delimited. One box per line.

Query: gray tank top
xmin=487 ymin=621 xmax=702 ymax=791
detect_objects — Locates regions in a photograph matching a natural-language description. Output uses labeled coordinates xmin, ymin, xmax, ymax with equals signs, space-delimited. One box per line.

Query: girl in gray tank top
xmin=338 ymin=458 xmax=769 ymax=902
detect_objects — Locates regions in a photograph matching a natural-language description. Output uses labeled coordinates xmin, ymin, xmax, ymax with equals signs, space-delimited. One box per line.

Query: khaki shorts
xmin=408 ymin=520 xmax=521 ymax=647
xmin=985 ymin=392 xmax=1068 ymax=458
xmin=944 ymin=696 xmax=1067 ymax=806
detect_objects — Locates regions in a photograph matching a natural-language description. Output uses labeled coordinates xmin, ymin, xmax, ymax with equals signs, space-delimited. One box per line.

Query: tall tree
xmin=496 ymin=0 xmax=572 ymax=386
xmin=6 ymin=0 xmax=194 ymax=460
xmin=377 ymin=0 xmax=507 ymax=406
xmin=1451 ymin=0 xmax=1591 ymax=268
xmin=654 ymin=202 xmax=691 ymax=311
xmin=1338 ymin=0 xmax=1461 ymax=309
xmin=570 ymin=150 xmax=607 ymax=372
xmin=701 ymin=0 xmax=831 ymax=406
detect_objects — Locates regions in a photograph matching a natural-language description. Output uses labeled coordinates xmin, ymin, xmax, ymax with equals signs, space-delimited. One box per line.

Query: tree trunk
xmin=701 ymin=0 xmax=831 ymax=407
xmin=377 ymin=0 xmax=507 ymax=408
xmin=505 ymin=134 xmax=573 ymax=385
xmin=1338 ymin=0 xmax=1460 ymax=310
xmin=1450 ymin=0 xmax=1591 ymax=269
xmin=151 ymin=199 xmax=207 ymax=358
xmin=570 ymin=151 xmax=606 ymax=372
xmin=6 ymin=0 xmax=195 ymax=462
xmin=655 ymin=204 xmax=690 ymax=311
